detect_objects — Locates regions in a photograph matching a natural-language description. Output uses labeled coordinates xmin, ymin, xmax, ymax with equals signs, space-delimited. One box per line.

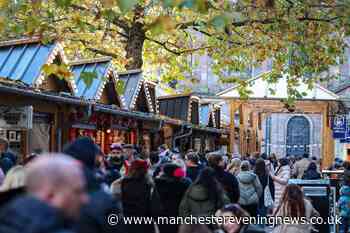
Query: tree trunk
xmin=125 ymin=5 xmax=146 ymax=70
xmin=125 ymin=22 xmax=145 ymax=70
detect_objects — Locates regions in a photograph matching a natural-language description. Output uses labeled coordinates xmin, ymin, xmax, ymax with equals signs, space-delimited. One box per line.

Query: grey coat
xmin=237 ymin=171 xmax=263 ymax=206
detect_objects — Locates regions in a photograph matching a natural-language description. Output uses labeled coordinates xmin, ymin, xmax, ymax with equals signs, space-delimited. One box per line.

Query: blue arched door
xmin=286 ymin=116 xmax=310 ymax=156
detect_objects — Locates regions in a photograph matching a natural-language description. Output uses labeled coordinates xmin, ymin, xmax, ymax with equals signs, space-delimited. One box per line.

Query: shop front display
xmin=0 ymin=105 xmax=33 ymax=156
xmin=68 ymin=107 xmax=138 ymax=154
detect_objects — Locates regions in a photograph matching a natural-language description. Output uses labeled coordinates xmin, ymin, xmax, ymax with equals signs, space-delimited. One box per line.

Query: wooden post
xmin=321 ymin=103 xmax=334 ymax=169
xmin=229 ymin=101 xmax=235 ymax=154
xmin=239 ymin=103 xmax=246 ymax=156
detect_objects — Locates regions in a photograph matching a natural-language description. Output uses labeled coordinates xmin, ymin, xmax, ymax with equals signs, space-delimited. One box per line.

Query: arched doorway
xmin=286 ymin=116 xmax=310 ymax=156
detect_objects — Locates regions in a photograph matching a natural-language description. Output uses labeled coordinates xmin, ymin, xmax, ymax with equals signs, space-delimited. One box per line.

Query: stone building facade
xmin=262 ymin=113 xmax=322 ymax=159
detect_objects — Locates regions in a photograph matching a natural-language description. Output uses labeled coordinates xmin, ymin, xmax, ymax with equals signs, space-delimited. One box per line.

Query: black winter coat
xmin=0 ymin=195 xmax=75 ymax=233
xmin=302 ymin=169 xmax=321 ymax=180
xmin=186 ymin=166 xmax=201 ymax=182
xmin=154 ymin=176 xmax=190 ymax=233
xmin=75 ymin=189 xmax=125 ymax=233
xmin=121 ymin=177 xmax=156 ymax=233
xmin=256 ymin=173 xmax=274 ymax=208
xmin=213 ymin=168 xmax=240 ymax=203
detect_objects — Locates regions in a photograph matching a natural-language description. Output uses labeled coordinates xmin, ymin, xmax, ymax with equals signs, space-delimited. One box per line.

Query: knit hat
xmin=130 ymin=159 xmax=149 ymax=172
xmin=163 ymin=163 xmax=185 ymax=178
xmin=63 ymin=137 xmax=102 ymax=169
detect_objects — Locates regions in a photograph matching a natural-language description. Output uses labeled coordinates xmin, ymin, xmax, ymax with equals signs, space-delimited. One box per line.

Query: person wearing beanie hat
xmin=154 ymin=163 xmax=190 ymax=233
xmin=63 ymin=137 xmax=125 ymax=233
xmin=120 ymin=159 xmax=156 ymax=233
xmin=63 ymin=137 xmax=102 ymax=170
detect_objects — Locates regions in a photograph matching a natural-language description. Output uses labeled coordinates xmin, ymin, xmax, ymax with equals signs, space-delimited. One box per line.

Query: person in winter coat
xmin=63 ymin=137 xmax=125 ymax=233
xmin=302 ymin=162 xmax=321 ymax=180
xmin=0 ymin=154 xmax=89 ymax=233
xmin=185 ymin=152 xmax=202 ymax=182
xmin=155 ymin=163 xmax=190 ymax=233
xmin=273 ymin=184 xmax=319 ymax=233
xmin=271 ymin=158 xmax=290 ymax=210
xmin=293 ymin=153 xmax=311 ymax=179
xmin=208 ymin=153 xmax=240 ymax=203
xmin=0 ymin=165 xmax=26 ymax=210
xmin=254 ymin=159 xmax=274 ymax=217
xmin=179 ymin=167 xmax=230 ymax=217
xmin=339 ymin=170 xmax=350 ymax=233
xmin=121 ymin=159 xmax=156 ymax=233
xmin=215 ymin=204 xmax=265 ymax=233
xmin=236 ymin=161 xmax=263 ymax=217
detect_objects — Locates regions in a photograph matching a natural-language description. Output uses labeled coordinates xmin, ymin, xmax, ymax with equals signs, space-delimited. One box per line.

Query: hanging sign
xmin=332 ymin=115 xmax=347 ymax=139
xmin=0 ymin=106 xmax=33 ymax=129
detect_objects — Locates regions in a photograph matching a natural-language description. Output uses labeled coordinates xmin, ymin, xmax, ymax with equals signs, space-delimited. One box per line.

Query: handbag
xmin=264 ymin=175 xmax=274 ymax=208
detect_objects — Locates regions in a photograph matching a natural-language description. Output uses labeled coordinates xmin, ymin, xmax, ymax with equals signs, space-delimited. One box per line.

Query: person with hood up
xmin=207 ymin=153 xmax=240 ymax=203
xmin=63 ymin=137 xmax=125 ymax=233
xmin=302 ymin=162 xmax=321 ymax=180
xmin=154 ymin=163 xmax=190 ymax=233
xmin=339 ymin=170 xmax=350 ymax=233
xmin=179 ymin=167 xmax=230 ymax=217
xmin=236 ymin=161 xmax=263 ymax=217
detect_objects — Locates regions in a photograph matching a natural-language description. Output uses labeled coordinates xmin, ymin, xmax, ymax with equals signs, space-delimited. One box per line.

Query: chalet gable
xmin=70 ymin=57 xmax=125 ymax=108
xmin=118 ymin=70 xmax=155 ymax=113
xmin=0 ymin=38 xmax=76 ymax=95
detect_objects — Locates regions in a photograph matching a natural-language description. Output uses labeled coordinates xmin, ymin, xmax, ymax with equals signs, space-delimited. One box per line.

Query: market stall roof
xmin=0 ymin=74 xmax=227 ymax=135
xmin=0 ymin=38 xmax=76 ymax=94
xmin=70 ymin=57 xmax=126 ymax=108
xmin=158 ymin=93 xmax=200 ymax=124
xmin=118 ymin=69 xmax=155 ymax=113
xmin=217 ymin=72 xmax=339 ymax=100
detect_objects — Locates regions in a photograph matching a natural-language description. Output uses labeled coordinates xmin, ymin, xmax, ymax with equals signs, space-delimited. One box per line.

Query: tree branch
xmin=85 ymin=47 xmax=121 ymax=59
xmin=145 ymin=36 xmax=213 ymax=55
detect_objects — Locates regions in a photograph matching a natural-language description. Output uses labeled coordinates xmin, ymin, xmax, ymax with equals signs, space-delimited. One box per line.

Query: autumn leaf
xmin=115 ymin=79 xmax=125 ymax=94
xmin=117 ymin=0 xmax=137 ymax=13
xmin=149 ymin=16 xmax=176 ymax=35
xmin=0 ymin=16 xmax=5 ymax=33
xmin=210 ymin=14 xmax=231 ymax=31
xmin=101 ymin=0 xmax=116 ymax=8
xmin=42 ymin=64 xmax=59 ymax=76
xmin=42 ymin=64 xmax=72 ymax=81
xmin=179 ymin=0 xmax=209 ymax=13
xmin=80 ymin=71 xmax=97 ymax=88
xmin=0 ymin=0 xmax=8 ymax=9
xmin=54 ymin=0 xmax=72 ymax=8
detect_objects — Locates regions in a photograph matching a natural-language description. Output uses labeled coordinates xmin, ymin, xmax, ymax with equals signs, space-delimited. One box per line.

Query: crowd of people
xmin=0 ymin=136 xmax=349 ymax=233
